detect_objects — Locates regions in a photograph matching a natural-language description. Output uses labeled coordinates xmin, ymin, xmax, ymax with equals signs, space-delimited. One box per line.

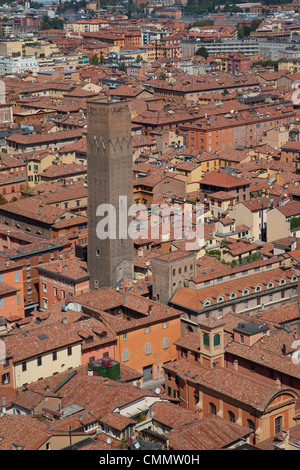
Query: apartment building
xmin=228 ymin=197 xmax=270 ymax=242
xmin=74 ymin=288 xmax=182 ymax=383
xmin=267 ymin=200 xmax=300 ymax=242
xmin=0 ymin=198 xmax=79 ymax=239
xmin=180 ymin=104 xmax=296 ymax=153
xmin=164 ymin=353 xmax=299 ymax=445
xmin=169 ymin=257 xmax=298 ymax=334
xmin=0 ymin=226 xmax=76 ymax=312
xmin=199 ymin=169 xmax=250 ymax=204
xmin=181 ymin=40 xmax=259 ymax=58
xmin=37 ymin=258 xmax=90 ymax=310
xmin=1 ymin=322 xmax=82 ymax=389
xmin=0 ymin=257 xmax=25 ymax=328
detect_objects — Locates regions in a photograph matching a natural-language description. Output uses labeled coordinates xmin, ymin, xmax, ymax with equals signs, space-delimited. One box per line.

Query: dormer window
xmin=268 ymin=281 xmax=274 ymax=289
xmin=204 ymin=299 xmax=211 ymax=307
xmin=230 ymin=291 xmax=237 ymax=299
xmin=217 ymin=295 xmax=224 ymax=303
xmin=279 ymin=278 xmax=286 ymax=285
xmin=243 ymin=288 xmax=249 ymax=296
xmin=255 ymin=285 xmax=262 ymax=292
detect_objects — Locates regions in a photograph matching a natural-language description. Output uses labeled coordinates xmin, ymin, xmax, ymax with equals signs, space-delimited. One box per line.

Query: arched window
xmin=268 ymin=281 xmax=274 ymax=289
xmin=203 ymin=333 xmax=210 ymax=346
xmin=210 ymin=403 xmax=216 ymax=415
xmin=214 ymin=333 xmax=220 ymax=346
xmin=204 ymin=299 xmax=211 ymax=307
xmin=228 ymin=411 xmax=235 ymax=423
xmin=217 ymin=295 xmax=224 ymax=303
xmin=255 ymin=285 xmax=262 ymax=292
xmin=247 ymin=419 xmax=255 ymax=430
xmin=243 ymin=288 xmax=249 ymax=296
xmin=230 ymin=292 xmax=237 ymax=299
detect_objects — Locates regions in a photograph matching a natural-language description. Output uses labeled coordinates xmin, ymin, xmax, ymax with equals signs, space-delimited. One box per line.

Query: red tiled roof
xmin=200 ymin=170 xmax=249 ymax=188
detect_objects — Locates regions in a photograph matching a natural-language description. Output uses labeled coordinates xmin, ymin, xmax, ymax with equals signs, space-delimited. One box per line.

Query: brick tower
xmin=87 ymin=98 xmax=134 ymax=290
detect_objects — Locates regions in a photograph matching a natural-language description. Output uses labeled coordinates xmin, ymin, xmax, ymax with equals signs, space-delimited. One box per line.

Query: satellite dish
xmin=107 ymin=438 xmax=111 ymax=444
xmin=155 ymin=387 xmax=160 ymax=395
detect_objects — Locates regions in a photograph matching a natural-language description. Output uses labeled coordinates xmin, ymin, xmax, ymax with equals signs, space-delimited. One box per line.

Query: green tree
xmin=89 ymin=54 xmax=99 ymax=65
xmin=118 ymin=62 xmax=127 ymax=72
xmin=291 ymin=216 xmax=300 ymax=230
xmin=20 ymin=184 xmax=34 ymax=199
xmin=0 ymin=194 xmax=7 ymax=205
xmin=195 ymin=46 xmax=208 ymax=59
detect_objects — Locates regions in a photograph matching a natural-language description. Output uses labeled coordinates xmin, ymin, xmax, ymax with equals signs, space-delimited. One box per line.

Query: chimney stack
xmin=275 ymin=378 xmax=281 ymax=389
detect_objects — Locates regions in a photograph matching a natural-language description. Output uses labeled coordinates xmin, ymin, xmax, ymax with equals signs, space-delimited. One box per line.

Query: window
xmin=67 ymin=346 xmax=72 ymax=356
xmin=247 ymin=419 xmax=255 ymax=430
xmin=145 ymin=326 xmax=150 ymax=334
xmin=203 ymin=333 xmax=210 ymax=346
xmin=123 ymin=349 xmax=129 ymax=361
xmin=43 ymin=283 xmax=47 ymax=293
xmin=37 ymin=356 xmax=42 ymax=366
xmin=210 ymin=403 xmax=216 ymax=415
xmin=53 ymin=351 xmax=57 ymax=361
xmin=2 ymin=373 xmax=10 ymax=385
xmin=17 ymin=294 xmax=20 ymax=305
xmin=214 ymin=334 xmax=220 ymax=346
xmin=163 ymin=337 xmax=168 ymax=349
xmin=269 ymin=294 xmax=273 ymax=302
xmin=123 ymin=332 xmax=127 ymax=340
xmin=145 ymin=342 xmax=151 ymax=355
xmin=275 ymin=416 xmax=282 ymax=435
xmin=228 ymin=411 xmax=235 ymax=423
xmin=163 ymin=322 xmax=167 ymax=329
xmin=22 ymin=362 xmax=27 ymax=372
xmin=14 ymin=270 xmax=20 ymax=283
xmin=0 ymin=297 xmax=4 ymax=310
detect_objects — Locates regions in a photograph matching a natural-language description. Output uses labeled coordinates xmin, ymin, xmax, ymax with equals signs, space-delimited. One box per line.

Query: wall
xmin=13 ymin=343 xmax=82 ymax=388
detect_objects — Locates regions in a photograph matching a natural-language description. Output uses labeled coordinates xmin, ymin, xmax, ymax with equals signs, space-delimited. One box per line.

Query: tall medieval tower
xmin=87 ymin=99 xmax=134 ymax=290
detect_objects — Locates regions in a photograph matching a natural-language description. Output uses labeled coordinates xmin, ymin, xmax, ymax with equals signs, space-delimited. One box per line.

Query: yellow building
xmin=3 ymin=322 xmax=82 ymax=389
xmin=27 ymin=149 xmax=76 ymax=186
xmin=0 ymin=40 xmax=23 ymax=57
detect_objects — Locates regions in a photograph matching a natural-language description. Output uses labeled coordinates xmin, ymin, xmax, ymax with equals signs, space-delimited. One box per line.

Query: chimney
xmin=148 ymin=305 xmax=152 ymax=315
xmin=275 ymin=378 xmax=281 ymax=389
xmin=233 ymin=359 xmax=238 ymax=371
xmin=57 ymin=265 xmax=63 ymax=273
